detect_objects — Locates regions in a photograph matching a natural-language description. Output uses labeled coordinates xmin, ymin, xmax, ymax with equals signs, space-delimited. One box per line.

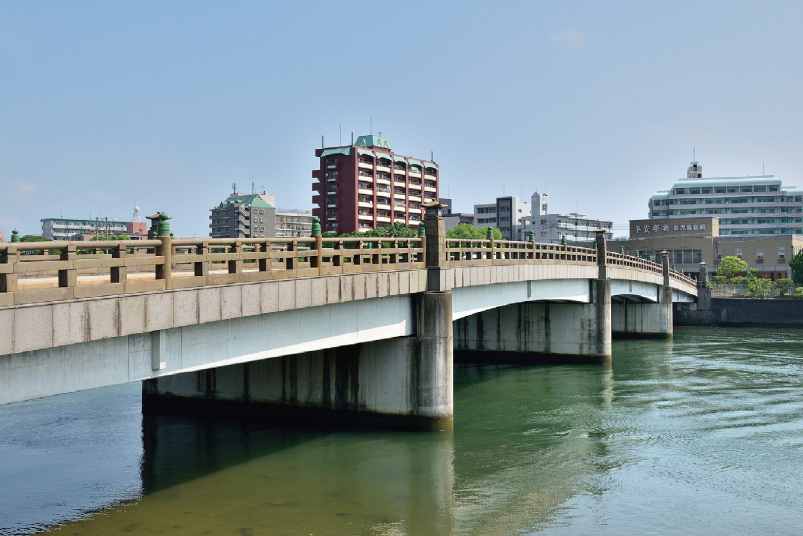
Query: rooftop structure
xmin=312 ymin=135 xmax=439 ymax=234
xmin=649 ymin=161 xmax=803 ymax=236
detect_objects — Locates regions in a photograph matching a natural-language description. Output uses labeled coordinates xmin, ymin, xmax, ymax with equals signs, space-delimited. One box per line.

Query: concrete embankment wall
xmin=675 ymin=298 xmax=803 ymax=328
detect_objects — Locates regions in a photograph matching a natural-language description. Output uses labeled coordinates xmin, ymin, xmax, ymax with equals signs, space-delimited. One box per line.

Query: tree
xmin=789 ymin=249 xmax=803 ymax=286
xmin=716 ymin=256 xmax=748 ymax=280
xmin=20 ymin=235 xmax=50 ymax=242
xmin=446 ymin=223 xmax=502 ymax=240
xmin=748 ymin=277 xmax=773 ymax=299
xmin=777 ymin=278 xmax=794 ymax=296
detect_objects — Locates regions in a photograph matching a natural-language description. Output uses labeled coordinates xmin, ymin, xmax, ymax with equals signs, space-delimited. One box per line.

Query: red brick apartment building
xmin=312 ymin=135 xmax=439 ymax=234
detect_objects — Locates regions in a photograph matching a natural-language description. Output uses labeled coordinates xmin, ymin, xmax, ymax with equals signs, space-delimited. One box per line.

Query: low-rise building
xmin=626 ymin=216 xmax=802 ymax=280
xmin=42 ymin=218 xmax=132 ymax=241
xmin=439 ymin=198 xmax=474 ymax=231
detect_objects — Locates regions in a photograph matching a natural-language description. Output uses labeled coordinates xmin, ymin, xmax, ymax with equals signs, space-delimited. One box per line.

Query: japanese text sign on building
xmin=634 ymin=223 xmax=705 ymax=234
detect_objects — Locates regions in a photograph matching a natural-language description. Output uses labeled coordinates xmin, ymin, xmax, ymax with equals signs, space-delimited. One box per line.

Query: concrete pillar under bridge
xmin=142 ymin=291 xmax=453 ymax=431
xmin=453 ymin=278 xmax=612 ymax=363
xmin=611 ymin=251 xmax=673 ymax=339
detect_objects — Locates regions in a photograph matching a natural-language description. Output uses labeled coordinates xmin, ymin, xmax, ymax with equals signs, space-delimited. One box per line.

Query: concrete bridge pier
xmin=142 ymin=290 xmax=454 ymax=431
xmin=611 ymin=252 xmax=673 ymax=338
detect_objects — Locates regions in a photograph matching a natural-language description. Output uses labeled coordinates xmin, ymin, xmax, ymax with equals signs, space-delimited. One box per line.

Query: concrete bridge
xmin=0 ymin=210 xmax=697 ymax=429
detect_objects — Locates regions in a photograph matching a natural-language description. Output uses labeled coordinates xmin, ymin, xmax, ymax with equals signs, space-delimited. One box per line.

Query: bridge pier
xmin=142 ymin=291 xmax=454 ymax=430
xmin=453 ymin=278 xmax=611 ymax=362
xmin=611 ymin=285 xmax=673 ymax=338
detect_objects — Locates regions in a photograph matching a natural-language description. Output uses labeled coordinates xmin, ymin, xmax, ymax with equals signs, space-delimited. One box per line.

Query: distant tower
xmin=687 ymin=149 xmax=702 ymax=178
xmin=531 ymin=191 xmax=550 ymax=216
xmin=132 ymin=205 xmax=142 ymax=222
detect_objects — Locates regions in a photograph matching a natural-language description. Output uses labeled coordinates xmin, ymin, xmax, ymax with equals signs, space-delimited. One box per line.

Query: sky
xmin=2 ymin=1 xmax=803 ymax=238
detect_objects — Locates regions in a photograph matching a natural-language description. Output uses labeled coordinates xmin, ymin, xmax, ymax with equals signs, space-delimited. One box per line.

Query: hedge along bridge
xmin=0 ymin=210 xmax=697 ymax=430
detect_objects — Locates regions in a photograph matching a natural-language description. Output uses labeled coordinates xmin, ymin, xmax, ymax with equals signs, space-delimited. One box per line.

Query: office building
xmin=473 ymin=196 xmax=531 ymax=240
xmin=209 ymin=189 xmax=276 ymax=239
xmin=513 ymin=191 xmax=613 ymax=243
xmin=648 ymin=160 xmax=803 ymax=236
xmin=312 ymin=135 xmax=439 ymax=234
xmin=275 ymin=209 xmax=313 ymax=238
xmin=627 ymin=216 xmax=802 ymax=280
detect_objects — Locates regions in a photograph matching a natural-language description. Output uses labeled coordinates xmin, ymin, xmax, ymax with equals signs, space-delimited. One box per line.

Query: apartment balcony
xmin=409 ymin=195 xmax=422 ymax=203
xmin=358 ymin=162 xmax=373 ymax=170
xmin=376 ymin=201 xmax=391 ymax=210
xmin=394 ymin=167 xmax=406 ymax=175
xmin=376 ymin=190 xmax=391 ymax=198
xmin=358 ymin=214 xmax=374 ymax=221
xmin=376 ymin=177 xmax=391 ymax=185
xmin=394 ymin=193 xmax=405 ymax=200
xmin=358 ymin=188 xmax=374 ymax=196
xmin=409 ymin=171 xmax=421 ymax=178
xmin=358 ymin=201 xmax=374 ymax=208
xmin=408 ymin=208 xmax=421 ymax=214
xmin=424 ymin=186 xmax=437 ymax=193
xmin=376 ymin=165 xmax=390 ymax=173
xmin=376 ymin=216 xmax=391 ymax=223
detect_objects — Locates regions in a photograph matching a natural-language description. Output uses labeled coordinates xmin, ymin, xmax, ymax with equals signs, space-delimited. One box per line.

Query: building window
xmin=736 ymin=248 xmax=743 ymax=259
xmin=779 ymin=247 xmax=786 ymax=260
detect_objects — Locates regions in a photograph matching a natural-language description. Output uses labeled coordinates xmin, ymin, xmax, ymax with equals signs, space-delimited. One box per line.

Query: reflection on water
xmin=1 ymin=328 xmax=803 ymax=534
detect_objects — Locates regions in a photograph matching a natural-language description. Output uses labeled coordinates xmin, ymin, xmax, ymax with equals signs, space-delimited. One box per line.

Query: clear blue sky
xmin=2 ymin=1 xmax=802 ymax=237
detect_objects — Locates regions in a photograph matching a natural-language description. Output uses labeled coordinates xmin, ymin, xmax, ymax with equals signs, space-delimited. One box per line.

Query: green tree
xmin=777 ymin=278 xmax=794 ymax=296
xmin=446 ymin=223 xmax=502 ymax=240
xmin=789 ymin=249 xmax=803 ymax=286
xmin=20 ymin=235 xmax=50 ymax=242
xmin=716 ymin=256 xmax=748 ymax=280
xmin=748 ymin=277 xmax=773 ymax=299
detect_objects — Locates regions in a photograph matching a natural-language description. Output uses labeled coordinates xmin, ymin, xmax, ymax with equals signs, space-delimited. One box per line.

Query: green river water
xmin=1 ymin=327 xmax=802 ymax=535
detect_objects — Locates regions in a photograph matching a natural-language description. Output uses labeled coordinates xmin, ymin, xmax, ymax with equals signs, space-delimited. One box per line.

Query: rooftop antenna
xmin=351 ymin=132 xmax=354 ymax=145
xmin=252 ymin=175 xmax=255 ymax=194
xmin=321 ymin=135 xmax=324 ymax=149
xmin=339 ymin=123 xmax=342 ymax=145
xmin=232 ymin=182 xmax=237 ymax=194
xmin=431 ymin=150 xmax=434 ymax=161
xmin=693 ymin=146 xmax=696 ymax=161
xmin=370 ymin=116 xmax=373 ymax=134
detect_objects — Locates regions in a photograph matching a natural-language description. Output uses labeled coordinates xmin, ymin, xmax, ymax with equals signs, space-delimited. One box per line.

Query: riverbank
xmin=675 ymin=297 xmax=803 ymax=328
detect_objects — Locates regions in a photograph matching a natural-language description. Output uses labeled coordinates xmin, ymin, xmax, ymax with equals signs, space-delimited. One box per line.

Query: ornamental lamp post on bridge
xmin=10 ymin=230 xmax=19 ymax=243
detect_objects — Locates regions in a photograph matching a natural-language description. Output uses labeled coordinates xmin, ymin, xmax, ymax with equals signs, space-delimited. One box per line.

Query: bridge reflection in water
xmin=41 ymin=360 xmax=614 ymax=535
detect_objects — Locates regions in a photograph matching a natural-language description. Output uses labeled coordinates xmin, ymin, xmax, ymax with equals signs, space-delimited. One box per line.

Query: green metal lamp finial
xmin=311 ymin=216 xmax=321 ymax=237
xmin=157 ymin=212 xmax=171 ymax=237
xmin=561 ymin=234 xmax=567 ymax=245
xmin=635 ymin=250 xmax=640 ymax=258
xmin=593 ymin=240 xmax=597 ymax=249
xmin=417 ymin=224 xmax=426 ymax=237
xmin=620 ymin=246 xmax=624 ymax=254
xmin=528 ymin=230 xmax=535 ymax=241
xmin=10 ymin=229 xmax=20 ymax=243
xmin=486 ymin=227 xmax=493 ymax=240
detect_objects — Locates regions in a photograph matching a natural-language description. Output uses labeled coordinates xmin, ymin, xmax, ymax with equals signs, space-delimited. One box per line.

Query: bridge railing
xmin=444 ymin=239 xmax=597 ymax=266
xmin=0 ymin=236 xmax=425 ymax=306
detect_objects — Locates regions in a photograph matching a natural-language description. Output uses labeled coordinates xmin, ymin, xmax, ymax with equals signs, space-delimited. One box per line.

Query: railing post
xmin=229 ymin=240 xmax=242 ymax=275
xmin=595 ymin=229 xmax=607 ymax=279
xmin=155 ymin=212 xmax=172 ymax=290
xmin=0 ymin=246 xmax=19 ymax=298
xmin=197 ymin=240 xmax=210 ymax=278
xmin=111 ymin=242 xmax=127 ymax=284
xmin=486 ymin=226 xmax=494 ymax=263
xmin=424 ymin=202 xmax=449 ymax=292
xmin=529 ymin=230 xmax=535 ymax=261
xmin=311 ymin=216 xmax=322 ymax=275
xmin=58 ymin=244 xmax=77 ymax=290
xmin=661 ymin=250 xmax=670 ymax=287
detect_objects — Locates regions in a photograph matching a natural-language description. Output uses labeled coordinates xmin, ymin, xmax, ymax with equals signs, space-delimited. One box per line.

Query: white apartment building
xmin=473 ymin=195 xmax=531 ymax=240
xmin=41 ymin=218 xmax=131 ymax=241
xmin=519 ymin=191 xmax=612 ymax=243
xmin=275 ymin=209 xmax=313 ymax=238
xmin=649 ymin=161 xmax=803 ymax=236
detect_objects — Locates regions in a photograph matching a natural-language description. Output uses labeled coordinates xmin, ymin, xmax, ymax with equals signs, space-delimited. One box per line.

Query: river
xmin=1 ymin=327 xmax=802 ymax=535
